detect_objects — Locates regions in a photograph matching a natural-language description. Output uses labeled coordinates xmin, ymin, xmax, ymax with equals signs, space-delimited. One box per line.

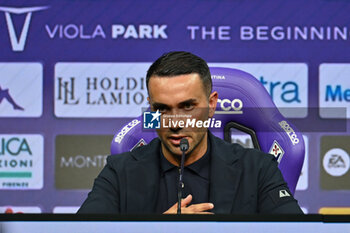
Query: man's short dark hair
xmin=146 ymin=51 xmax=212 ymax=96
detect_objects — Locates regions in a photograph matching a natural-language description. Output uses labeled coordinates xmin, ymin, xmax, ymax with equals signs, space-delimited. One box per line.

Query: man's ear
xmin=208 ymin=91 xmax=218 ymax=118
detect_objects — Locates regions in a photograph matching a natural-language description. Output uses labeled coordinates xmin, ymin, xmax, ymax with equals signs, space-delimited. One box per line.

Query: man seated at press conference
xmin=78 ymin=51 xmax=303 ymax=214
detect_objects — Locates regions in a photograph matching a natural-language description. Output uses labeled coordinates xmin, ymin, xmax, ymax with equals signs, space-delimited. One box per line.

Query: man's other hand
xmin=163 ymin=194 xmax=214 ymax=214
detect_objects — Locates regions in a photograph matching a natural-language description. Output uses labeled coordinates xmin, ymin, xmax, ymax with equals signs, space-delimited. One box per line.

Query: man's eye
xmin=184 ymin=103 xmax=194 ymax=110
xmin=156 ymin=107 xmax=167 ymax=113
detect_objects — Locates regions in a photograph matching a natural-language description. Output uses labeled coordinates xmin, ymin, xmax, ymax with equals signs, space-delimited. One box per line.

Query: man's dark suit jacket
xmin=78 ymin=132 xmax=303 ymax=214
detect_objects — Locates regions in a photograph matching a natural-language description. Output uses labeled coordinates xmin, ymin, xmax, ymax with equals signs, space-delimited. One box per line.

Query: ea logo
xmin=323 ymin=148 xmax=350 ymax=177
xmin=216 ymin=98 xmax=243 ymax=114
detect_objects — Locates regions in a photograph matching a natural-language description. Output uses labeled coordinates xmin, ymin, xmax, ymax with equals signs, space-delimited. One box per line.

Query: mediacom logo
xmin=320 ymin=136 xmax=350 ymax=190
xmin=55 ymin=135 xmax=113 ymax=189
xmin=0 ymin=63 xmax=43 ymax=117
xmin=0 ymin=134 xmax=43 ymax=189
xmin=319 ymin=64 xmax=350 ymax=119
xmin=54 ymin=63 xmax=149 ymax=118
xmin=209 ymin=63 xmax=308 ymax=118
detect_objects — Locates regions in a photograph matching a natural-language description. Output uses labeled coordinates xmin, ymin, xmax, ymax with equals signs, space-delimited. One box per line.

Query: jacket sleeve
xmin=257 ymin=155 xmax=304 ymax=214
xmin=77 ymin=157 xmax=120 ymax=214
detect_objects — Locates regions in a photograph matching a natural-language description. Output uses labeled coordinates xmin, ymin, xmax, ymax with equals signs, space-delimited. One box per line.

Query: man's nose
xmin=169 ymin=127 xmax=182 ymax=133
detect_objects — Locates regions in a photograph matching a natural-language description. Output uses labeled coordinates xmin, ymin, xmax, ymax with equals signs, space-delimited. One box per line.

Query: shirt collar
xmin=159 ymin=137 xmax=211 ymax=180
xmin=187 ymin=138 xmax=210 ymax=180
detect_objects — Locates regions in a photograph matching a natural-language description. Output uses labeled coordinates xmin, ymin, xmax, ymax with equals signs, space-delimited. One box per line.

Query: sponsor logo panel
xmin=320 ymin=136 xmax=350 ymax=190
xmin=319 ymin=64 xmax=350 ymax=119
xmin=53 ymin=206 xmax=80 ymax=214
xmin=319 ymin=207 xmax=350 ymax=215
xmin=296 ymin=136 xmax=308 ymax=191
xmin=0 ymin=63 xmax=43 ymax=117
xmin=209 ymin=63 xmax=308 ymax=118
xmin=0 ymin=206 xmax=41 ymax=213
xmin=54 ymin=63 xmax=150 ymax=118
xmin=0 ymin=134 xmax=43 ymax=190
xmin=55 ymin=135 xmax=113 ymax=189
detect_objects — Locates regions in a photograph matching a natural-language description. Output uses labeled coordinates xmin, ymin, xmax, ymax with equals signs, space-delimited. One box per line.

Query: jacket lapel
xmin=125 ymin=139 xmax=161 ymax=213
xmin=209 ymin=133 xmax=242 ymax=214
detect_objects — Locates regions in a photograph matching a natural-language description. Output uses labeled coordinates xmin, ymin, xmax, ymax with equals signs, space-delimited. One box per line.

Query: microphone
xmin=180 ymin=138 xmax=189 ymax=152
xmin=177 ymin=138 xmax=189 ymax=214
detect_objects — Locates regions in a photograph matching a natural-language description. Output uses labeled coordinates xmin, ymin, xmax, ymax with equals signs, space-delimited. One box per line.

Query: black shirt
xmin=155 ymin=141 xmax=210 ymax=213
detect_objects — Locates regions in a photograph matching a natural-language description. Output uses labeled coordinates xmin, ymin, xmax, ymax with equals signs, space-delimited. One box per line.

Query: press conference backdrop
xmin=0 ymin=0 xmax=350 ymax=214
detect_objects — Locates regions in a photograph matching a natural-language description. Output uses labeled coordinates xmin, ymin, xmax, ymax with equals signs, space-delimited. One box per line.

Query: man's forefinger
xmin=187 ymin=203 xmax=214 ymax=212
